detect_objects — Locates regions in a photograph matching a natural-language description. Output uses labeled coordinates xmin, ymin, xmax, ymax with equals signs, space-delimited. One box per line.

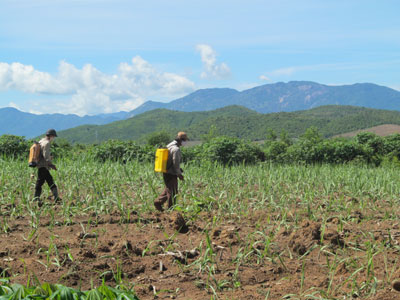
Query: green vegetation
xmin=57 ymin=105 xmax=400 ymax=144
xmin=0 ymin=279 xmax=139 ymax=300
xmin=4 ymin=127 xmax=400 ymax=166
xmin=58 ymin=105 xmax=256 ymax=143
xmin=3 ymin=129 xmax=400 ymax=298
xmin=2 ymin=152 xmax=400 ymax=298
xmin=145 ymin=130 xmax=172 ymax=147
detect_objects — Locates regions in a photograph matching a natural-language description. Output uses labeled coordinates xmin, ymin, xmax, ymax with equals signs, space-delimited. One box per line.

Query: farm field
xmin=335 ymin=124 xmax=400 ymax=138
xmin=1 ymin=158 xmax=400 ymax=299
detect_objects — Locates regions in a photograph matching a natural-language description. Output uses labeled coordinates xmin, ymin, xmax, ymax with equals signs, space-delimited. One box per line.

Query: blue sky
xmin=0 ymin=0 xmax=399 ymax=115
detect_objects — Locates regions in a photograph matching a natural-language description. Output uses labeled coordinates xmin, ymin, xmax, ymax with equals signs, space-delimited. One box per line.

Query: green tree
xmin=200 ymin=136 xmax=264 ymax=165
xmin=266 ymin=128 xmax=277 ymax=141
xmin=280 ymin=129 xmax=292 ymax=145
xmin=0 ymin=135 xmax=29 ymax=158
xmin=201 ymin=125 xmax=218 ymax=142
xmin=146 ymin=131 xmax=172 ymax=147
xmin=300 ymin=126 xmax=322 ymax=143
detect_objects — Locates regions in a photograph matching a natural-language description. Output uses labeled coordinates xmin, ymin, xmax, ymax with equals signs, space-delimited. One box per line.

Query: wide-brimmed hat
xmin=177 ymin=131 xmax=189 ymax=141
xmin=46 ymin=129 xmax=58 ymax=137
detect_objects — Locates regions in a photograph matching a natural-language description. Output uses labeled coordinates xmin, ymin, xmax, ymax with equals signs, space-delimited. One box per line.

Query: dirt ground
xmin=335 ymin=124 xmax=400 ymax=138
xmin=2 ymin=204 xmax=400 ymax=299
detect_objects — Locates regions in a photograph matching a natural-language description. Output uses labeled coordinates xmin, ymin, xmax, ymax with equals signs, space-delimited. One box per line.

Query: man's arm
xmin=172 ymin=150 xmax=182 ymax=175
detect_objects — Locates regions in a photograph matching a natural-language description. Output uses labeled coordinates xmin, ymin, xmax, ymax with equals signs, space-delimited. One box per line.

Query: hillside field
xmin=336 ymin=124 xmax=400 ymax=138
xmin=2 ymin=157 xmax=400 ymax=299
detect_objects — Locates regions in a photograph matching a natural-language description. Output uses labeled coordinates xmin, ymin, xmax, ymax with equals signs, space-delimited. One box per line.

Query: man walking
xmin=33 ymin=129 xmax=61 ymax=205
xmin=154 ymin=132 xmax=189 ymax=211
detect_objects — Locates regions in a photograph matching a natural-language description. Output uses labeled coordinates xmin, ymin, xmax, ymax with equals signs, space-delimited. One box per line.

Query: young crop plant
xmin=3 ymin=142 xmax=400 ymax=298
xmin=0 ymin=280 xmax=140 ymax=300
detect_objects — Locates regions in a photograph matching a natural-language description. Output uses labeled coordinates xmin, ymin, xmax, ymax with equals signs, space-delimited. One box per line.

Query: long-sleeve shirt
xmin=37 ymin=138 xmax=52 ymax=169
xmin=166 ymin=140 xmax=182 ymax=175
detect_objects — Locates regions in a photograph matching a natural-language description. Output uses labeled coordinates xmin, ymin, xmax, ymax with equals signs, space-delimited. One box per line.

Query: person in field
xmin=33 ymin=129 xmax=61 ymax=205
xmin=154 ymin=131 xmax=189 ymax=211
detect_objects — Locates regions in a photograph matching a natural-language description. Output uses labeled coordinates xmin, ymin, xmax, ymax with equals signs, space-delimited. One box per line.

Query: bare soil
xmin=335 ymin=124 xmax=400 ymax=138
xmin=2 ymin=204 xmax=400 ymax=299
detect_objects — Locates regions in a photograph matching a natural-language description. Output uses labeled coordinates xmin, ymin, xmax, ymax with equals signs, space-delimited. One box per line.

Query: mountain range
xmin=1 ymin=81 xmax=400 ymax=138
xmin=128 ymin=81 xmax=400 ymax=116
xmin=0 ymin=107 xmax=129 ymax=138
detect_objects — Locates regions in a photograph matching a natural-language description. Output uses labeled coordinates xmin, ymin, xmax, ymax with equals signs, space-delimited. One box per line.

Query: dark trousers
xmin=34 ymin=167 xmax=56 ymax=199
xmin=155 ymin=173 xmax=178 ymax=208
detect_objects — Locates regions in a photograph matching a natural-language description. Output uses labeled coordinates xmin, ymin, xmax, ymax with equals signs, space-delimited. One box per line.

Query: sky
xmin=0 ymin=0 xmax=399 ymax=116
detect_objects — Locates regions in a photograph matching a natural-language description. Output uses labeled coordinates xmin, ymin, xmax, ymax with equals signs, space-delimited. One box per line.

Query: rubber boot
xmin=154 ymin=201 xmax=163 ymax=212
xmin=51 ymin=186 xmax=61 ymax=203
xmin=33 ymin=188 xmax=43 ymax=207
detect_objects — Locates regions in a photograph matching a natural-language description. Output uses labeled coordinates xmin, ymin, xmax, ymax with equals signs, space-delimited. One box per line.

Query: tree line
xmin=1 ymin=127 xmax=400 ymax=166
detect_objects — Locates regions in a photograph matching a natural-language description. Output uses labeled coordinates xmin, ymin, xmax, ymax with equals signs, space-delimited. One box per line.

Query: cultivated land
xmin=2 ymin=158 xmax=400 ymax=299
xmin=336 ymin=124 xmax=400 ymax=138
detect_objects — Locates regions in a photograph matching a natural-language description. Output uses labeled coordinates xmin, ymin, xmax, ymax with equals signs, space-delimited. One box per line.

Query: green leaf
xmin=98 ymin=286 xmax=116 ymax=300
xmin=59 ymin=286 xmax=76 ymax=300
xmin=86 ymin=289 xmax=103 ymax=300
xmin=9 ymin=284 xmax=27 ymax=300
xmin=116 ymin=293 xmax=139 ymax=300
xmin=0 ymin=286 xmax=11 ymax=296
xmin=34 ymin=283 xmax=54 ymax=297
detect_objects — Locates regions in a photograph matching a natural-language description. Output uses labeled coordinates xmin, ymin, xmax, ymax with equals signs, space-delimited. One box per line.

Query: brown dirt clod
xmin=169 ymin=212 xmax=188 ymax=233
xmin=288 ymin=221 xmax=321 ymax=255
xmin=392 ymin=280 xmax=400 ymax=292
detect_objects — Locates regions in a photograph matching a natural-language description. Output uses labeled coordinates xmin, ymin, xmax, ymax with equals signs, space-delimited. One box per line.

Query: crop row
xmin=1 ymin=157 xmax=400 ymax=298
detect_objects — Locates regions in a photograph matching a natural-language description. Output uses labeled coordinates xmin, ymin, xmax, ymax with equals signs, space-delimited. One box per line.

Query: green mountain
xmin=58 ymin=105 xmax=400 ymax=144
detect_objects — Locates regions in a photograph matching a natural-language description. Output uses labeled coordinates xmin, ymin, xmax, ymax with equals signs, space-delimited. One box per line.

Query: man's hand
xmin=50 ymin=164 xmax=57 ymax=171
xmin=178 ymin=174 xmax=184 ymax=181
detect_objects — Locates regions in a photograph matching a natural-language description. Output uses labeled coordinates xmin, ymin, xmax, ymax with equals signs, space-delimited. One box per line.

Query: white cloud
xmin=0 ymin=62 xmax=69 ymax=94
xmin=268 ymin=67 xmax=297 ymax=77
xmin=8 ymin=102 xmax=21 ymax=110
xmin=0 ymin=57 xmax=195 ymax=115
xmin=266 ymin=60 xmax=400 ymax=79
xmin=259 ymin=75 xmax=270 ymax=81
xmin=196 ymin=44 xmax=231 ymax=80
xmin=389 ymin=85 xmax=400 ymax=92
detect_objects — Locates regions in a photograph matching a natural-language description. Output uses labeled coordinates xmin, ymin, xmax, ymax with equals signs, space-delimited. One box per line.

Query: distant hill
xmin=59 ymin=105 xmax=257 ymax=143
xmin=129 ymin=81 xmax=400 ymax=115
xmin=128 ymin=88 xmax=239 ymax=117
xmin=0 ymin=107 xmax=128 ymax=138
xmin=58 ymin=105 xmax=400 ymax=144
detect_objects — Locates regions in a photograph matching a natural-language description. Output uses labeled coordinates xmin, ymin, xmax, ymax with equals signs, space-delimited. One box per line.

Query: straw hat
xmin=177 ymin=131 xmax=189 ymax=141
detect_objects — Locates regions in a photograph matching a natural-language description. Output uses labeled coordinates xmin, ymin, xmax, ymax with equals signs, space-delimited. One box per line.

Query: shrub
xmin=0 ymin=135 xmax=29 ymax=158
xmin=199 ymin=136 xmax=265 ymax=165
xmin=146 ymin=131 xmax=172 ymax=147
xmin=181 ymin=145 xmax=202 ymax=163
xmin=51 ymin=138 xmax=73 ymax=159
xmin=329 ymin=139 xmax=366 ymax=163
xmin=383 ymin=133 xmax=400 ymax=157
xmin=90 ymin=140 xmax=153 ymax=162
xmin=355 ymin=132 xmax=377 ymax=145
xmin=264 ymin=140 xmax=289 ymax=162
